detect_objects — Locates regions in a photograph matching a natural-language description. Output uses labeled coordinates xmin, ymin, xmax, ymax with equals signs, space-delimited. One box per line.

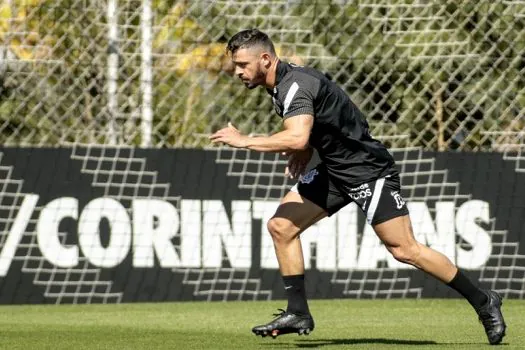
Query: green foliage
xmin=0 ymin=0 xmax=523 ymax=150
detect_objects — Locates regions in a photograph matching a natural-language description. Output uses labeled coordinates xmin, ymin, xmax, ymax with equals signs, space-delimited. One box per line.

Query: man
xmin=209 ymin=29 xmax=506 ymax=345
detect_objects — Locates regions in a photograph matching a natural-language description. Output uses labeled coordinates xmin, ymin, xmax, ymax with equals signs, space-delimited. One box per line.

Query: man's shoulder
xmin=278 ymin=64 xmax=323 ymax=96
xmin=282 ymin=63 xmax=324 ymax=82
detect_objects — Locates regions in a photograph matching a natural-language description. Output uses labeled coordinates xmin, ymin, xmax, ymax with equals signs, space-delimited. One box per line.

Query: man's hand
xmin=284 ymin=147 xmax=313 ymax=179
xmin=209 ymin=122 xmax=247 ymax=148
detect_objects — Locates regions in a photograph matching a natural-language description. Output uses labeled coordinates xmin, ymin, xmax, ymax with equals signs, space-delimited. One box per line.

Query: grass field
xmin=0 ymin=299 xmax=523 ymax=349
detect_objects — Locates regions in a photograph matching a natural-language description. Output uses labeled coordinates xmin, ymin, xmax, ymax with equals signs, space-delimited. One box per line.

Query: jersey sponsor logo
xmin=391 ymin=191 xmax=406 ymax=209
xmin=299 ymin=169 xmax=319 ymax=184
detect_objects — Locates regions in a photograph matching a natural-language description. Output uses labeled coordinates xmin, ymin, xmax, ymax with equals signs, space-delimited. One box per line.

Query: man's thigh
xmin=292 ymin=164 xmax=352 ymax=217
xmin=373 ymin=214 xmax=416 ymax=247
xmin=271 ymin=190 xmax=328 ymax=235
xmin=272 ymin=163 xmax=350 ymax=235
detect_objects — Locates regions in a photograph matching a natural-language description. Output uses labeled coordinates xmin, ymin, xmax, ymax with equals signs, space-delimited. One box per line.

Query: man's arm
xmin=210 ymin=114 xmax=313 ymax=153
xmin=244 ymin=114 xmax=313 ymax=152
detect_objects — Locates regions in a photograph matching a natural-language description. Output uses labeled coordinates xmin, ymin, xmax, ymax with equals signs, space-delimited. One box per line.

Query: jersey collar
xmin=274 ymin=60 xmax=291 ymax=86
xmin=266 ymin=60 xmax=291 ymax=96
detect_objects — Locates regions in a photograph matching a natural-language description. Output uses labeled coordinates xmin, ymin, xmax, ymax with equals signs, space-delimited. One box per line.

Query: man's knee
xmin=388 ymin=242 xmax=421 ymax=265
xmin=267 ymin=217 xmax=299 ymax=243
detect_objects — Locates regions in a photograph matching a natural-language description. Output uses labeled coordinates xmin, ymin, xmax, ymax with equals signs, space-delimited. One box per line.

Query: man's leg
xmin=269 ymin=190 xmax=327 ymax=275
xmin=373 ymin=215 xmax=506 ymax=345
xmin=252 ymin=190 xmax=327 ymax=338
xmin=373 ymin=215 xmax=458 ymax=282
xmin=269 ymin=190 xmax=327 ymax=313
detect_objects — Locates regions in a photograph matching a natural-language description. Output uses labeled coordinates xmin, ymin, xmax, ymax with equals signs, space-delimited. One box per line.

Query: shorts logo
xmin=349 ymin=183 xmax=369 ymax=191
xmin=391 ymin=191 xmax=406 ymax=209
xmin=349 ymin=188 xmax=372 ymax=200
xmin=299 ymin=169 xmax=319 ymax=184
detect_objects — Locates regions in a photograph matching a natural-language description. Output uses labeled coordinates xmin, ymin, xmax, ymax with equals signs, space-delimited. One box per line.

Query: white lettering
xmin=0 ymin=196 xmax=497 ymax=274
xmin=300 ymin=215 xmax=337 ymax=270
xmin=37 ymin=197 xmax=79 ymax=268
xmin=337 ymin=204 xmax=359 ymax=268
xmin=409 ymin=202 xmax=455 ymax=262
xmin=78 ymin=198 xmax=131 ymax=268
xmin=253 ymin=200 xmax=280 ymax=269
xmin=357 ymin=223 xmax=391 ymax=268
xmin=132 ymin=199 xmax=180 ymax=268
xmin=180 ymin=200 xmax=201 ymax=267
xmin=435 ymin=202 xmax=456 ymax=262
xmin=349 ymin=188 xmax=372 ymax=201
xmin=202 ymin=200 xmax=252 ymax=268
xmin=456 ymin=200 xmax=492 ymax=269
xmin=0 ymin=194 xmax=38 ymax=276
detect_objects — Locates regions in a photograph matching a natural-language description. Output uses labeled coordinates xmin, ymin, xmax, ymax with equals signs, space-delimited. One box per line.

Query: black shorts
xmin=291 ymin=163 xmax=409 ymax=225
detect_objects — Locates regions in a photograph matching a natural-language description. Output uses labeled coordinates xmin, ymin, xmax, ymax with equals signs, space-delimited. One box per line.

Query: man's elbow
xmin=291 ymin=137 xmax=310 ymax=151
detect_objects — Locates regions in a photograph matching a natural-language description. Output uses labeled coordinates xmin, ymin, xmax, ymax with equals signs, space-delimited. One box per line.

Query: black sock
xmin=282 ymin=274 xmax=310 ymax=315
xmin=447 ymin=269 xmax=488 ymax=309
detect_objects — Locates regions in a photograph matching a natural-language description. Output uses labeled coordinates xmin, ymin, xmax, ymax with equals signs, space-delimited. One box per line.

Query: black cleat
xmin=252 ymin=309 xmax=314 ymax=339
xmin=476 ymin=290 xmax=507 ymax=345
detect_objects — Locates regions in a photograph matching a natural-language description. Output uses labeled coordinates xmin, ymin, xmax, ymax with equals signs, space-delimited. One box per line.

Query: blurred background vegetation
xmin=0 ymin=0 xmax=523 ymax=150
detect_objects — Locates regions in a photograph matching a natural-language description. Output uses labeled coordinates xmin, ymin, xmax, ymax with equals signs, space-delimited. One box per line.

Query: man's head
xmin=226 ymin=29 xmax=277 ymax=89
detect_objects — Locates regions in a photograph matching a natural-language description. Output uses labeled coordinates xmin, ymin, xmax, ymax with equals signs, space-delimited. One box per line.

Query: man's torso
xmin=268 ymin=61 xmax=397 ymax=189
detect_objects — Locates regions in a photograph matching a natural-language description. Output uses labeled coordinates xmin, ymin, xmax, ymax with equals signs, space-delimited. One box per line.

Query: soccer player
xmin=209 ymin=29 xmax=506 ymax=345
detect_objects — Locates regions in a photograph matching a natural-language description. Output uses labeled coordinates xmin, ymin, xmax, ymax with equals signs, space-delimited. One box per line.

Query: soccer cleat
xmin=476 ymin=290 xmax=507 ymax=345
xmin=252 ymin=309 xmax=314 ymax=339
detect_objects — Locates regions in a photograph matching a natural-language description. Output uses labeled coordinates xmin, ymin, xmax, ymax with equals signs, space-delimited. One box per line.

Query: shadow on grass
xmin=294 ymin=338 xmax=437 ymax=347
xmin=260 ymin=338 xmax=498 ymax=348
xmin=260 ymin=338 xmax=437 ymax=348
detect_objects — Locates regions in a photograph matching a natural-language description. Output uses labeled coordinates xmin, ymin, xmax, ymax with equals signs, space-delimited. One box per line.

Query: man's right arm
xmin=242 ymin=114 xmax=313 ymax=152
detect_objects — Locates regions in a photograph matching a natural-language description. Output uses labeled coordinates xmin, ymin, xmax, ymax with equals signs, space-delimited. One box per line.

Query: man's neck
xmin=264 ymin=58 xmax=280 ymax=89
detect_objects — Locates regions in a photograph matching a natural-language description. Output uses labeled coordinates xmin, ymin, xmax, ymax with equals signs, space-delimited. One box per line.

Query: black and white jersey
xmin=267 ymin=61 xmax=396 ymax=188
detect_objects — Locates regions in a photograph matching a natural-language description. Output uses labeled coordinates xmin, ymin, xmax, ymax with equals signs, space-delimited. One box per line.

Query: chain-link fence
xmin=0 ymin=0 xmax=524 ymax=150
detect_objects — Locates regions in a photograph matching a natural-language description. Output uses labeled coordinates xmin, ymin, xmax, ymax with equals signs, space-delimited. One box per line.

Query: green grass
xmin=0 ymin=299 xmax=523 ymax=349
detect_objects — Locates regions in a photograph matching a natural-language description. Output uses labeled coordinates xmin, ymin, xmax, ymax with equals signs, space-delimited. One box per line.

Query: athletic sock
xmin=447 ymin=269 xmax=488 ymax=310
xmin=282 ymin=274 xmax=310 ymax=315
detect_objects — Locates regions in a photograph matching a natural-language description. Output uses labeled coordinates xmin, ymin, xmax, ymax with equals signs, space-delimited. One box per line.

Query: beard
xmin=242 ymin=67 xmax=266 ymax=89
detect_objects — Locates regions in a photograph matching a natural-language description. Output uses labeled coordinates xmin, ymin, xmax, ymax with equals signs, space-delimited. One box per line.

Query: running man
xmin=209 ymin=29 xmax=506 ymax=345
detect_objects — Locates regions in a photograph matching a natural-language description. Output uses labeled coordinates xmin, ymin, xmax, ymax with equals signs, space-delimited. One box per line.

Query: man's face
xmin=231 ymin=47 xmax=267 ymax=89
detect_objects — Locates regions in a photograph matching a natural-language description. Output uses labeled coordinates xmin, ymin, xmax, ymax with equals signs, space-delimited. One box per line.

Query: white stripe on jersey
xmin=283 ymin=82 xmax=299 ymax=116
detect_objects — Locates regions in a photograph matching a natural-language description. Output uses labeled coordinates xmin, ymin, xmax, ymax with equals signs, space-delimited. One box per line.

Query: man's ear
xmin=261 ymin=52 xmax=272 ymax=69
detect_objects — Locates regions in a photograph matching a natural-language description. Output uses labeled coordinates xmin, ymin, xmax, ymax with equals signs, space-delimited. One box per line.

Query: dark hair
xmin=226 ymin=29 xmax=276 ymax=56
